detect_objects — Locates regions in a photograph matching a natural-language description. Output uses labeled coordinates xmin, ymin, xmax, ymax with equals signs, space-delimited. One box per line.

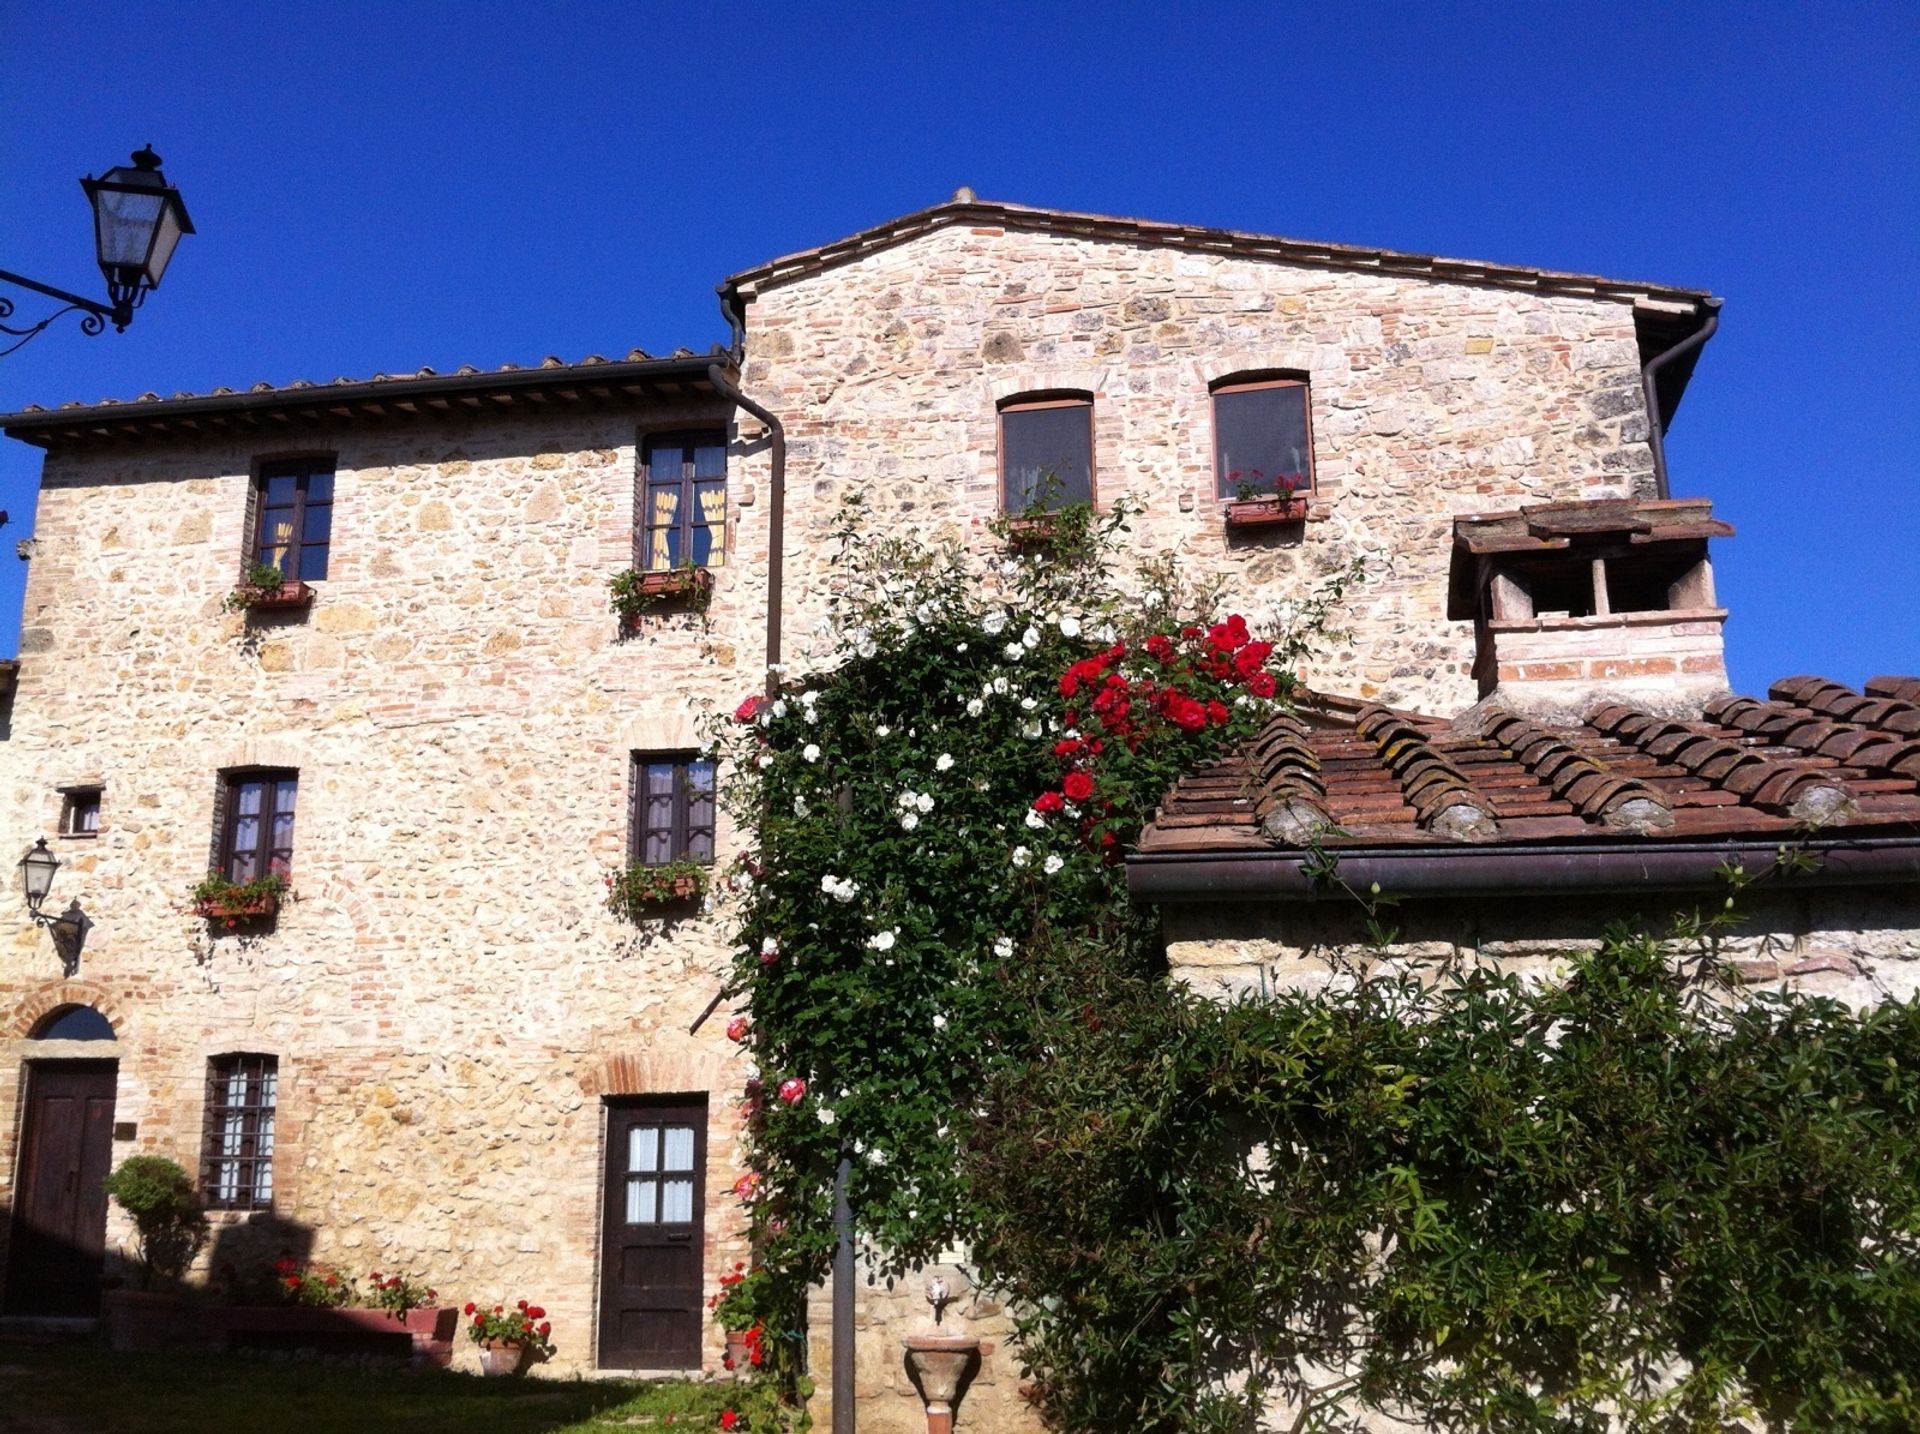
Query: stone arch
xmin=612 ymin=709 xmax=706 ymax=756
xmin=984 ymin=367 xmax=1112 ymax=406
xmin=212 ymin=737 xmax=309 ymax=774
xmin=1189 ymin=348 xmax=1321 ymax=390
xmin=6 ymin=978 xmax=129 ymax=1038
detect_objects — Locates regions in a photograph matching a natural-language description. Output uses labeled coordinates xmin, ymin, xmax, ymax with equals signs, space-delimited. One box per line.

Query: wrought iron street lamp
xmin=18 ymin=837 xmax=60 ymax=918
xmin=1 ymin=146 xmax=195 ymax=357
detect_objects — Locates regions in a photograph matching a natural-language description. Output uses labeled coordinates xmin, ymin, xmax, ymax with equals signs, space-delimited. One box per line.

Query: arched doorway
xmin=4 ymin=1006 xmax=118 ymax=1317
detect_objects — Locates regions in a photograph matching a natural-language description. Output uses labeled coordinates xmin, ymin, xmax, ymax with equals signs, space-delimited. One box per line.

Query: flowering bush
xmin=364 ymin=1269 xmax=438 ymax=1316
xmin=707 ymin=495 xmax=1359 ymax=1395
xmin=605 ymin=856 xmax=709 ymax=919
xmin=270 ymin=1258 xmax=355 ymax=1308
xmin=463 ymin=1297 xmax=555 ymax=1356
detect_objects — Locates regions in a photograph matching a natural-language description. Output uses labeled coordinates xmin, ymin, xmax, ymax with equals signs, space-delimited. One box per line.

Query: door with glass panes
xmin=599 ymin=1098 xmax=707 ymax=1368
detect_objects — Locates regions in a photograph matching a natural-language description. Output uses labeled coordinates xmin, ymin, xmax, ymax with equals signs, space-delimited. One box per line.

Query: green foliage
xmin=222 ymin=561 xmax=291 ymax=611
xmin=710 ymin=495 xmax=1351 ymax=1398
xmin=101 ymin=1156 xmax=207 ymax=1290
xmin=607 ymin=561 xmax=713 ymax=622
xmin=604 ymin=855 xmax=709 ymax=918
xmin=965 ymin=927 xmax=1920 ymax=1432
xmin=364 ymin=1268 xmax=439 ymax=1315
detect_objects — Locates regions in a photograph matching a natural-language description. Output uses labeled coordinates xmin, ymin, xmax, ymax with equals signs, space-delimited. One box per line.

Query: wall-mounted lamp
xmin=19 ymin=836 xmax=87 ymax=975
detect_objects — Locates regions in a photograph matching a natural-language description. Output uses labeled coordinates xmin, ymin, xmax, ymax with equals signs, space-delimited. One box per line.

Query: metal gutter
xmin=1639 ymin=297 xmax=1722 ymax=500
xmin=1128 ymin=834 xmax=1920 ymax=904
xmin=704 ymin=363 xmax=787 ymax=698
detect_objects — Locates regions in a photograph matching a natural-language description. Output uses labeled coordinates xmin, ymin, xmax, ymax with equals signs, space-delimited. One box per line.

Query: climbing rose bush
xmin=705 ymin=498 xmax=1360 ymax=1388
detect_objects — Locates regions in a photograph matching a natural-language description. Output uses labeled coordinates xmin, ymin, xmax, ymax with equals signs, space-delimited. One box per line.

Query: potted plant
xmin=191 ymin=870 xmax=288 ymax=926
xmin=711 ymin=1261 xmax=774 ymax=1374
xmin=100 ymin=1155 xmax=209 ymax=1352
xmin=605 ymin=856 xmax=709 ymax=920
xmin=1224 ymin=471 xmax=1310 ymax=529
xmin=464 ymin=1297 xmax=555 ymax=1376
xmin=225 ymin=561 xmax=315 ymax=613
xmin=609 ymin=561 xmax=714 ymax=628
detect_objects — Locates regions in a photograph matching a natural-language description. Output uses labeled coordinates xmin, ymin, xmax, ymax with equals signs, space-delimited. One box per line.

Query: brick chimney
xmin=1449 ymin=498 xmax=1733 ymax=720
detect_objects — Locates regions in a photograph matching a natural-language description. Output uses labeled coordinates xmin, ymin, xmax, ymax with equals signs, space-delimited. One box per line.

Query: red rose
xmin=726 ymin=1016 xmax=751 ymax=1042
xmin=283 ymin=1276 xmax=300 ymax=1290
xmin=721 ymin=1413 xmax=740 ymax=1431
xmin=778 ymin=1077 xmax=807 ymax=1104
xmin=1052 ymin=738 xmax=1082 ymax=758
xmin=1062 ymin=772 xmax=1094 ymax=803
xmin=1058 ymin=672 xmax=1079 ymax=698
xmin=1033 ymin=790 xmax=1064 ymax=814
xmin=734 ymin=695 xmax=762 ymax=724
xmin=1247 ymin=672 xmax=1277 ymax=698
xmin=1145 ymin=633 xmax=1175 ymax=664
xmin=1206 ymin=700 xmax=1230 ymax=725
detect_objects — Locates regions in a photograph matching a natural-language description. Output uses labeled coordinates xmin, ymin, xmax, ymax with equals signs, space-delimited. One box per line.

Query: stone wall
xmin=0 ymin=408 xmax=767 ymax=1375
xmin=742 ymin=220 xmax=1663 ymax=716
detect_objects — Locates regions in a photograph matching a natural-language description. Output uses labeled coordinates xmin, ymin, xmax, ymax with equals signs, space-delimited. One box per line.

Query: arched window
xmin=1211 ymin=373 xmax=1313 ymax=500
xmin=29 ymin=1004 xmax=115 ymax=1041
xmin=998 ymin=392 xmax=1094 ymax=512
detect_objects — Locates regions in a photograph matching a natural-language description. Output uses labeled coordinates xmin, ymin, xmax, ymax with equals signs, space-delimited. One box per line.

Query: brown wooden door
xmin=5 ymin=1061 xmax=118 ymax=1316
xmin=598 ymin=1097 xmax=707 ymax=1368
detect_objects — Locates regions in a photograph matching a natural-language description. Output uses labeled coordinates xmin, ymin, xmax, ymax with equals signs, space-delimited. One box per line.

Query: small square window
xmin=202 ymin=1053 xmax=278 ymax=1211
xmin=1213 ymin=378 xmax=1313 ymax=499
xmin=253 ymin=459 xmax=334 ymax=583
xmin=1000 ymin=396 xmax=1094 ymax=512
xmin=59 ymin=788 xmax=102 ymax=838
xmin=630 ymin=753 xmax=716 ymax=866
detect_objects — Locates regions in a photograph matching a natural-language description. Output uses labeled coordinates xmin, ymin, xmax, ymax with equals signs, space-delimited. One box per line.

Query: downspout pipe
xmin=706 ymin=355 xmax=787 ymax=702
xmin=1640 ymin=297 xmax=1722 ymax=500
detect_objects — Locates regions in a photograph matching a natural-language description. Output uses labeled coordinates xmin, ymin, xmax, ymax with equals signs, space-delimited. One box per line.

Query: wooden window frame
xmin=1209 ymin=375 xmax=1315 ymax=501
xmin=639 ymin=430 xmax=728 ymax=574
xmin=58 ymin=786 xmax=102 ymax=839
xmin=628 ymin=752 xmax=717 ymax=867
xmin=997 ymin=393 xmax=1097 ymax=513
xmin=251 ymin=456 xmax=335 ymax=582
xmin=201 ymin=1052 xmax=279 ymax=1212
xmin=216 ymin=768 xmax=298 ymax=884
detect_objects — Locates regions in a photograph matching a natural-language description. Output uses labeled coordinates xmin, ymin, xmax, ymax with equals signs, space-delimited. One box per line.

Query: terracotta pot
xmin=638 ymin=568 xmax=713 ymax=598
xmin=1224 ymin=496 xmax=1308 ymax=529
xmin=479 ymin=1338 xmax=531 ymax=1376
xmin=193 ymin=891 xmax=279 ymax=922
xmin=236 ymin=580 xmax=315 ymax=612
xmin=725 ymin=1329 xmax=752 ymax=1372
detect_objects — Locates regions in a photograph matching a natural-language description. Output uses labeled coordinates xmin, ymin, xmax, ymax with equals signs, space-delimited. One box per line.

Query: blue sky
xmin=2 ymin=2 xmax=1914 ymax=692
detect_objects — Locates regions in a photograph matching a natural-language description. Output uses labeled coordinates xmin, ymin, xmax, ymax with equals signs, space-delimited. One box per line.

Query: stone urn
xmin=902 ymin=1333 xmax=980 ymax=1434
xmin=478 ymin=1338 xmax=531 ymax=1377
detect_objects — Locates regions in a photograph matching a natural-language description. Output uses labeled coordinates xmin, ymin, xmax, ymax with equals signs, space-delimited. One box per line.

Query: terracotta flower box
xmin=203 ymin=1304 xmax=461 ymax=1368
xmin=193 ymin=891 xmax=279 ymax=922
xmin=640 ymin=568 xmax=712 ymax=600
xmin=1003 ymin=513 xmax=1062 ymax=547
xmin=1224 ymin=496 xmax=1309 ymax=530
xmin=634 ymin=874 xmax=702 ymax=907
xmin=234 ymin=580 xmax=316 ymax=612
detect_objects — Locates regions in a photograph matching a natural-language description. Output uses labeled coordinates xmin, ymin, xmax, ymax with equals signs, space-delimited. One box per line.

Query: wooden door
xmin=598 ymin=1097 xmax=707 ymax=1368
xmin=4 ymin=1061 xmax=118 ymax=1316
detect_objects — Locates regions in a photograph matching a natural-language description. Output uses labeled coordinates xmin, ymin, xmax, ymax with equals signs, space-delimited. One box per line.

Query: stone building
xmin=7 ymin=195 xmax=1901 ymax=1430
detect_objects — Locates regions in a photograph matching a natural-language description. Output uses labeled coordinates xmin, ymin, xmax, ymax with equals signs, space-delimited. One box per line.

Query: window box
xmin=610 ymin=566 xmax=714 ymax=628
xmin=203 ymin=1304 xmax=460 ymax=1369
xmin=606 ymin=860 xmax=709 ymax=920
xmin=1224 ymin=496 xmax=1309 ymax=530
xmin=231 ymin=579 xmax=316 ymax=613
xmin=191 ymin=873 xmax=287 ymax=927
xmin=1004 ymin=513 xmax=1063 ymax=547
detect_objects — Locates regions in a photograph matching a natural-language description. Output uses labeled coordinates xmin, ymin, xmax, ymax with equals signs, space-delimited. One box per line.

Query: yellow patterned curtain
xmin=697 ymin=485 xmax=726 ymax=567
xmin=647 ymin=487 xmax=679 ymax=571
xmin=264 ymin=515 xmax=294 ymax=572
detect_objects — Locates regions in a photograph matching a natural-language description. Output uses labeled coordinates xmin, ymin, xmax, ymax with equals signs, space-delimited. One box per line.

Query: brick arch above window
xmin=984 ymin=368 xmax=1111 ymax=406
xmin=1189 ymin=349 xmax=1320 ymax=390
xmin=580 ymin=1043 xmax=727 ymax=1099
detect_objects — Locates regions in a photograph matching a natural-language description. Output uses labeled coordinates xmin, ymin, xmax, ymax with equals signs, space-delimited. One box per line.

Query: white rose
xmin=1011 ymin=846 xmax=1031 ymax=867
xmin=992 ymin=676 xmax=1010 ymax=695
xmin=1020 ymin=696 xmax=1038 ymax=711
xmin=865 ymin=929 xmax=896 ymax=951
xmin=900 ymin=812 xmax=920 ymax=831
xmin=1004 ymin=643 xmax=1025 ymax=661
xmin=1059 ymin=616 xmax=1081 ymax=638
xmin=935 ymin=753 xmax=954 ymax=771
xmin=793 ymin=796 xmax=809 ymax=816
xmin=916 ymin=793 xmax=934 ymax=813
xmin=966 ymin=699 xmax=984 ymax=717
xmin=1025 ymin=809 xmax=1047 ymax=829
xmin=932 ymin=1014 xmax=947 ymax=1030
xmin=1021 ymin=627 xmax=1040 ymax=649
xmin=772 ymin=699 xmax=789 ymax=717
xmin=817 ymin=1108 xmax=836 ymax=1126
xmin=954 ymin=642 xmax=968 ymax=654
xmin=800 ymin=689 xmax=818 ymax=706
xmin=993 ymin=937 xmax=1014 ymax=959
xmin=757 ymin=754 xmax=773 ymax=769
xmin=803 ymin=743 xmax=821 ymax=762
xmin=983 ymin=610 xmax=1008 ymax=636
xmin=1043 ymin=854 xmax=1064 ymax=875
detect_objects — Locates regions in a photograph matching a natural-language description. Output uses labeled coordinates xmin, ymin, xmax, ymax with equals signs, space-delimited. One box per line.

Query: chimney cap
xmin=950 ymin=185 xmax=977 ymax=203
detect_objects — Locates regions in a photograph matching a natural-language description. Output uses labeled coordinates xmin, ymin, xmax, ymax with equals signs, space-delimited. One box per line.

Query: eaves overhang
xmin=1127 ymin=834 xmax=1920 ymax=905
xmin=1 ymin=351 xmax=734 ymax=453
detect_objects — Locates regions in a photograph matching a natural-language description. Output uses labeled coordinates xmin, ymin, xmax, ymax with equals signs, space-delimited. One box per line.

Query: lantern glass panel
xmin=93 ymin=185 xmax=165 ymax=277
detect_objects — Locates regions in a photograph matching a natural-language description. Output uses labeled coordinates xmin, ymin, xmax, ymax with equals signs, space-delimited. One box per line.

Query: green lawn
xmin=0 ymin=1342 xmax=752 ymax=1433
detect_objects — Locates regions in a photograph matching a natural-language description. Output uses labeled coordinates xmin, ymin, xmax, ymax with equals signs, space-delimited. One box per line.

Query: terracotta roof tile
xmin=1143 ymin=678 xmax=1920 ymax=855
